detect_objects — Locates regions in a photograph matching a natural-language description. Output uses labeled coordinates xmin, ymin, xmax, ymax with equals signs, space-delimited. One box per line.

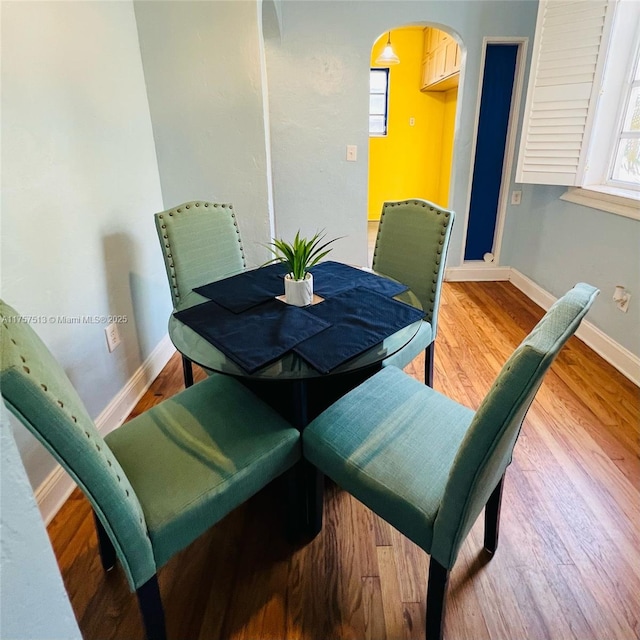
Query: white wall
xmin=501 ymin=186 xmax=640 ymax=355
xmin=0 ymin=405 xmax=81 ymax=639
xmin=1 ymin=1 xmax=168 ymax=489
xmin=264 ymin=0 xmax=538 ymax=267
xmin=133 ymin=0 xmax=274 ymax=267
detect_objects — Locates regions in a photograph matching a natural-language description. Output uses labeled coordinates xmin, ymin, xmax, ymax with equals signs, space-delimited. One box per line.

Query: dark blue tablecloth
xmin=310 ymin=261 xmax=408 ymax=298
xmin=193 ymin=263 xmax=288 ymax=313
xmin=293 ymin=286 xmax=425 ymax=373
xmin=178 ymin=263 xmax=422 ymax=374
xmin=174 ymin=298 xmax=330 ymax=373
xmin=193 ymin=261 xmax=407 ymax=313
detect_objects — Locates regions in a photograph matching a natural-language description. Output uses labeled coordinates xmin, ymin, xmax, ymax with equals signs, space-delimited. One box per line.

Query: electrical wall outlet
xmin=105 ymin=323 xmax=121 ymax=352
xmin=511 ymin=190 xmax=522 ymax=205
xmin=613 ymin=285 xmax=631 ymax=313
xmin=616 ymin=292 xmax=631 ymax=313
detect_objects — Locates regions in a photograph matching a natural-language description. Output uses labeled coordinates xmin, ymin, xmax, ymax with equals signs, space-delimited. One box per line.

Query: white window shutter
xmin=516 ymin=0 xmax=616 ymax=186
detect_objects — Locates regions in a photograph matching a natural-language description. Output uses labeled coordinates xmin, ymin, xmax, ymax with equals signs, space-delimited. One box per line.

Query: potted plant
xmin=265 ymin=230 xmax=341 ymax=306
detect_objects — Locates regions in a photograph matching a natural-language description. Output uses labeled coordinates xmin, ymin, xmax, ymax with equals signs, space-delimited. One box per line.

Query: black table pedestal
xmin=242 ymin=365 xmax=380 ymax=540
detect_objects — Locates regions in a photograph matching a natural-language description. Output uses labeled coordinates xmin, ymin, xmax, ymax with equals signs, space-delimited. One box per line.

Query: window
xmin=369 ymin=68 xmax=389 ymax=136
xmin=516 ymin=0 xmax=640 ymax=219
xmin=610 ymin=44 xmax=640 ymax=187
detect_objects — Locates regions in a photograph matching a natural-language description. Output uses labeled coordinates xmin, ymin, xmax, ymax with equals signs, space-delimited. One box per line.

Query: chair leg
xmin=182 ymin=355 xmax=194 ymax=388
xmin=93 ymin=512 xmax=116 ymax=572
xmin=136 ymin=575 xmax=167 ymax=640
xmin=424 ymin=343 xmax=435 ymax=387
xmin=426 ymin=558 xmax=450 ymax=640
xmin=484 ymin=474 xmax=505 ymax=555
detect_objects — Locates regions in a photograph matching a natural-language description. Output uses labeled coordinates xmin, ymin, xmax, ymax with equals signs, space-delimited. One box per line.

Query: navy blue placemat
xmin=174 ymin=298 xmax=331 ymax=373
xmin=310 ymin=261 xmax=408 ymax=299
xmin=193 ymin=263 xmax=288 ymax=313
xmin=293 ymin=286 xmax=424 ymax=373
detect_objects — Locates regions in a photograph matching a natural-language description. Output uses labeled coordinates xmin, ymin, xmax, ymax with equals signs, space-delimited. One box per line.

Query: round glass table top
xmin=168 ymin=280 xmax=423 ymax=381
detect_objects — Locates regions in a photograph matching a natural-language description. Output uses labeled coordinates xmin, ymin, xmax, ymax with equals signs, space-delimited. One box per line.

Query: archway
xmin=367 ymin=25 xmax=461 ymax=263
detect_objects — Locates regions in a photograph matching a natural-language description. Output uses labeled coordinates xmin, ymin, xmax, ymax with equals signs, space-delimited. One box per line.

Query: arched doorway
xmin=367 ymin=25 xmax=461 ymax=263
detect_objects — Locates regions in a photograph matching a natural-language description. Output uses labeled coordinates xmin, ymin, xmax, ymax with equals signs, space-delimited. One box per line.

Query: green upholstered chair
xmin=155 ymin=201 xmax=246 ymax=387
xmin=0 ymin=299 xmax=300 ymax=640
xmin=372 ymin=199 xmax=454 ymax=387
xmin=303 ymin=283 xmax=598 ymax=640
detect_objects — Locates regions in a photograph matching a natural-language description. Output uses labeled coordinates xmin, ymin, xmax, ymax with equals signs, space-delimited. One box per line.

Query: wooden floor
xmin=48 ymin=281 xmax=640 ymax=640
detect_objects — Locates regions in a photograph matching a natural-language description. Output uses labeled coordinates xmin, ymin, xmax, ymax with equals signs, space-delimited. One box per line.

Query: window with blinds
xmin=516 ymin=0 xmax=616 ymax=185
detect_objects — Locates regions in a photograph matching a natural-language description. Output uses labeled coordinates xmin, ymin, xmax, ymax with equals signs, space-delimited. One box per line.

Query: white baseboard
xmin=36 ymin=335 xmax=176 ymax=525
xmin=445 ymin=265 xmax=511 ymax=281
xmin=508 ymin=270 xmax=640 ymax=386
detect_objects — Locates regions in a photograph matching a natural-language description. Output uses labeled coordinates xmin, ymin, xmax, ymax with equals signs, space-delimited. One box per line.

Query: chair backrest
xmin=0 ymin=300 xmax=155 ymax=590
xmin=430 ymin=283 xmax=599 ymax=569
xmin=155 ymin=201 xmax=247 ymax=308
xmin=372 ymin=199 xmax=454 ymax=337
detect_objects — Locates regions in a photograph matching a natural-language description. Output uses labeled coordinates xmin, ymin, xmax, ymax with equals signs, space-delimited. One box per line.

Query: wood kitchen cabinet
xmin=421 ymin=27 xmax=460 ymax=92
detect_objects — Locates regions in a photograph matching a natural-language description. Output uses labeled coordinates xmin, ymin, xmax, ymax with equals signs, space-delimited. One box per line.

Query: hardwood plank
xmin=361 ymin=577 xmax=387 ymax=640
xmin=389 ymin=527 xmax=427 ymax=604
xmin=45 ymin=281 xmax=640 ymax=640
xmin=377 ymin=546 xmax=407 ymax=640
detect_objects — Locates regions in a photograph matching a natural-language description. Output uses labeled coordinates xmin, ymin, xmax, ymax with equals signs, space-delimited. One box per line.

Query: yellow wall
xmin=438 ymin=87 xmax=458 ymax=206
xmin=368 ymin=27 xmax=456 ymax=219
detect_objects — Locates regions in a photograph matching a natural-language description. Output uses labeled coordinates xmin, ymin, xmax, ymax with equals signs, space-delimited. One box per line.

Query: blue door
xmin=464 ymin=44 xmax=518 ymax=261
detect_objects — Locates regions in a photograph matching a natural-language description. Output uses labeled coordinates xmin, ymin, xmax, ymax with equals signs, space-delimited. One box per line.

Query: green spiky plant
xmin=264 ymin=230 xmax=341 ymax=280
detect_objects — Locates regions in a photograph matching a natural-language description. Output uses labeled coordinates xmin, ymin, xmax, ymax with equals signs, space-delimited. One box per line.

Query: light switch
xmin=346 ymin=145 xmax=357 ymax=162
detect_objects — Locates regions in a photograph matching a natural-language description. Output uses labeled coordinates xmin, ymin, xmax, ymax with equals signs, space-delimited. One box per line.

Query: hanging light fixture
xmin=375 ymin=31 xmax=400 ymax=66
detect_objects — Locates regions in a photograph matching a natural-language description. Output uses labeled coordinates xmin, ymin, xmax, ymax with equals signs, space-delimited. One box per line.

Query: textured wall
xmin=0 ymin=405 xmax=81 ymax=639
xmin=501 ymin=186 xmax=640 ymax=355
xmin=1 ymin=1 xmax=167 ymax=488
xmin=134 ymin=0 xmax=274 ymax=267
xmin=264 ymin=0 xmax=538 ymax=267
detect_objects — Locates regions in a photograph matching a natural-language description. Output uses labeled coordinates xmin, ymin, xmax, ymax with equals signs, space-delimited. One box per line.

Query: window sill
xmin=560 ymin=186 xmax=639 ymax=221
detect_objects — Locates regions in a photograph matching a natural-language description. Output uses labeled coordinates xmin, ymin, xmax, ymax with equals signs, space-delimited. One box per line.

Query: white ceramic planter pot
xmin=284 ymin=272 xmax=313 ymax=307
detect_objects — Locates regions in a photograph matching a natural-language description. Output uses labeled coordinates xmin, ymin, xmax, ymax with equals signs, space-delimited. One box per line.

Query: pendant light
xmin=375 ymin=31 xmax=400 ymax=66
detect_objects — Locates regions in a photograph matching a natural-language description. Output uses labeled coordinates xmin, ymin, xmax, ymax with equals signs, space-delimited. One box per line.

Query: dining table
xmin=168 ymin=260 xmax=425 ymax=536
